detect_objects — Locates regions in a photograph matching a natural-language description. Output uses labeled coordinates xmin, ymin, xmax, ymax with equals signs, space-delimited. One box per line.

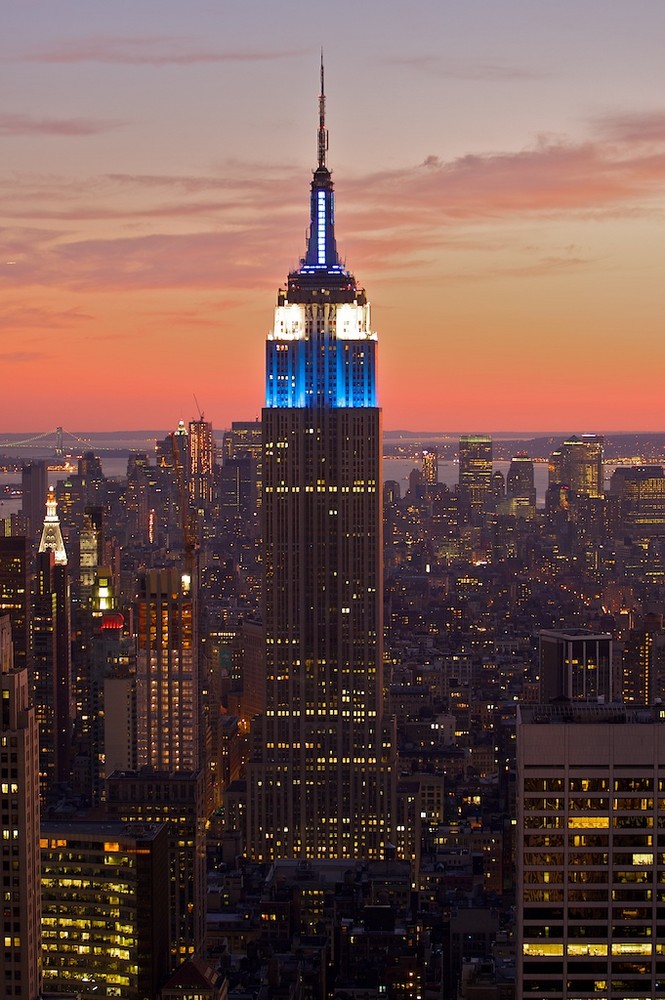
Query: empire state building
xmin=246 ymin=67 xmax=395 ymax=861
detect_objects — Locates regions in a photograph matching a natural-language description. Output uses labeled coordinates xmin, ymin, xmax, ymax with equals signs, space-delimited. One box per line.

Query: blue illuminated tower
xmin=246 ymin=64 xmax=395 ymax=861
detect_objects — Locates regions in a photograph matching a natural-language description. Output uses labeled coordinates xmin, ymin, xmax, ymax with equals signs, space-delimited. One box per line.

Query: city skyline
xmin=3 ymin=2 xmax=665 ymax=432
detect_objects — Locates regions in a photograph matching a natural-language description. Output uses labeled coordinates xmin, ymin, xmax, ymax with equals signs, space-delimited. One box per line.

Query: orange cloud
xmin=3 ymin=112 xmax=665 ymax=301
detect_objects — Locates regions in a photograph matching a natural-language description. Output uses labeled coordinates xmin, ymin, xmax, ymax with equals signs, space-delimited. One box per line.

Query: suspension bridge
xmin=0 ymin=427 xmax=129 ymax=456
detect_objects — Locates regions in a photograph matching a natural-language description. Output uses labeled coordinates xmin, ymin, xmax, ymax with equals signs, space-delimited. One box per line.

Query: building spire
xmin=38 ymin=486 xmax=67 ymax=565
xmin=318 ymin=49 xmax=327 ymax=170
xmin=297 ymin=55 xmax=344 ymax=275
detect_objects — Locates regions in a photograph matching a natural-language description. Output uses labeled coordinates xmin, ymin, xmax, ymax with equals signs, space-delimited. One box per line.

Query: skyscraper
xmin=189 ymin=417 xmax=215 ymax=509
xmin=458 ymin=434 xmax=492 ymax=522
xmin=517 ymin=702 xmax=665 ymax=999
xmin=0 ymin=535 xmax=30 ymax=675
xmin=506 ymin=452 xmax=536 ymax=506
xmin=548 ymin=433 xmax=604 ymax=500
xmin=35 ymin=489 xmax=72 ymax=794
xmin=20 ymin=460 xmax=47 ymax=542
xmin=246 ymin=65 xmax=394 ymax=861
xmin=422 ymin=449 xmax=438 ymax=486
xmin=135 ymin=567 xmax=198 ymax=772
xmin=0 ymin=615 xmax=41 ymax=1000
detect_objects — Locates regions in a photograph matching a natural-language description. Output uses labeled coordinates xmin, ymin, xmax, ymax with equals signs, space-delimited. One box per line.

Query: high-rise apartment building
xmin=246 ymin=67 xmax=395 ymax=860
xmin=0 ymin=615 xmax=41 ymax=1000
xmin=458 ymin=434 xmax=492 ymax=522
xmin=135 ymin=568 xmax=198 ymax=771
xmin=517 ymin=702 xmax=665 ymax=999
xmin=189 ymin=417 xmax=215 ymax=509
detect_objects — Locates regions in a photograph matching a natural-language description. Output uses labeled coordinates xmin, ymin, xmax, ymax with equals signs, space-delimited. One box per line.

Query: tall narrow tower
xmin=0 ymin=615 xmax=41 ymax=1000
xmin=35 ymin=488 xmax=72 ymax=794
xmin=246 ymin=65 xmax=395 ymax=861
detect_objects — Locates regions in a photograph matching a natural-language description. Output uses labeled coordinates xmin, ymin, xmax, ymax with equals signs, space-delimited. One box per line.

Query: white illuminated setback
xmin=269 ymin=301 xmax=377 ymax=342
xmin=270 ymin=303 xmax=306 ymax=341
xmin=336 ymin=302 xmax=376 ymax=341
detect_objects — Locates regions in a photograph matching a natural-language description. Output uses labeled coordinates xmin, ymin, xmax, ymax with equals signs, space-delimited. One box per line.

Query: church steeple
xmin=38 ymin=487 xmax=67 ymax=566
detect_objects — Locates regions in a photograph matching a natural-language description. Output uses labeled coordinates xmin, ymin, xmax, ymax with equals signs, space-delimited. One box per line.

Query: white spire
xmin=38 ymin=486 xmax=67 ymax=565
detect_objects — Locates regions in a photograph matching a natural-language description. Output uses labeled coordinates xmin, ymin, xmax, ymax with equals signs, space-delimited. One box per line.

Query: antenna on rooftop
xmin=318 ymin=48 xmax=328 ymax=170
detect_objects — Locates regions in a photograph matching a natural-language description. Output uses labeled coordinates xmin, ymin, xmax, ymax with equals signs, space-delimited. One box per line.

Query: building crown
xmin=39 ymin=486 xmax=67 ymax=565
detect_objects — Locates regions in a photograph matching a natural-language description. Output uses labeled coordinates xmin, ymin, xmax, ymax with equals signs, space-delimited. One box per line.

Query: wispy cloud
xmin=3 ymin=110 xmax=665 ymax=294
xmin=594 ymin=110 xmax=665 ymax=145
xmin=0 ymin=350 xmax=50 ymax=362
xmin=0 ymin=305 xmax=92 ymax=330
xmin=0 ymin=112 xmax=123 ymax=136
xmin=388 ymin=54 xmax=548 ymax=81
xmin=24 ymin=35 xmax=303 ymax=67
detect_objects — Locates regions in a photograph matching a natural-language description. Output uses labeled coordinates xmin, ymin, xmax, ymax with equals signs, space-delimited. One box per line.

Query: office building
xmin=506 ymin=453 xmax=537 ymax=506
xmin=517 ymin=702 xmax=665 ymax=999
xmin=40 ymin=820 xmax=169 ymax=999
xmin=135 ymin=568 xmax=198 ymax=772
xmin=458 ymin=434 xmax=492 ymax=522
xmin=0 ymin=535 xmax=30 ymax=675
xmin=609 ymin=465 xmax=665 ymax=538
xmin=21 ymin=460 xmax=48 ymax=542
xmin=539 ymin=628 xmax=613 ymax=703
xmin=548 ymin=434 xmax=604 ymax=500
xmin=89 ymin=611 xmax=136 ymax=805
xmin=0 ymin=615 xmax=41 ymax=1000
xmin=105 ymin=770 xmax=206 ymax=971
xmin=246 ymin=66 xmax=395 ymax=860
xmin=422 ymin=449 xmax=438 ymax=486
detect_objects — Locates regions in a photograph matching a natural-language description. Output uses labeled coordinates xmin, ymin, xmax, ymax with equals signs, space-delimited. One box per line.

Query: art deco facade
xmin=246 ymin=69 xmax=395 ymax=860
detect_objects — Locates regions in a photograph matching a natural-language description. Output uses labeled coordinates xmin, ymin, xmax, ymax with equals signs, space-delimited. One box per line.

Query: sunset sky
xmin=3 ymin=1 xmax=665 ymax=434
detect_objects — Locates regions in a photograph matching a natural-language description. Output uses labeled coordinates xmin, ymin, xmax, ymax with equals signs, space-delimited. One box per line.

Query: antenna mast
xmin=318 ymin=49 xmax=328 ymax=169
